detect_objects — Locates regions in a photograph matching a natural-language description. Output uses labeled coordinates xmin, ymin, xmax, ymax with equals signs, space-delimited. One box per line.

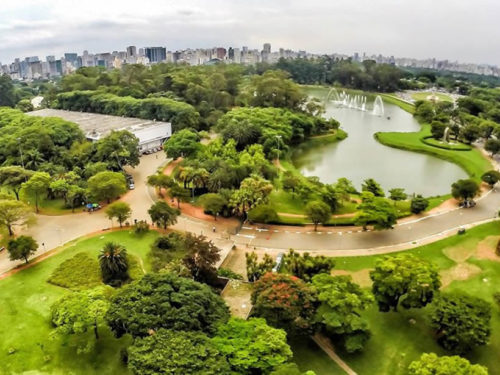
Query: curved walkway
xmin=1 ymin=153 xmax=500 ymax=276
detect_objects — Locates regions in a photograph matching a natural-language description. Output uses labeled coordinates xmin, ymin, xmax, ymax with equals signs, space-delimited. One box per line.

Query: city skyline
xmin=1 ymin=0 xmax=499 ymax=66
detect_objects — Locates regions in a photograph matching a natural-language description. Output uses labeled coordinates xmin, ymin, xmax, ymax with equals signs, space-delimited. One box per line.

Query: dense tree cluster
xmin=274 ymin=57 xmax=407 ymax=92
xmin=55 ymin=90 xmax=200 ymax=131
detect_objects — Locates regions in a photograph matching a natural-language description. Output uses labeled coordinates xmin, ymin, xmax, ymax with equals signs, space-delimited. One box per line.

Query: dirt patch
xmin=332 ymin=269 xmax=372 ymax=288
xmin=440 ymin=263 xmax=482 ymax=288
xmin=442 ymin=243 xmax=477 ymax=263
xmin=221 ymin=280 xmax=253 ymax=319
xmin=476 ymin=236 xmax=500 ymax=262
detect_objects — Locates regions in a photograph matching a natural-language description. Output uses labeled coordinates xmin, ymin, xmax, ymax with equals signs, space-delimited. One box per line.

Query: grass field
xmin=375 ymin=124 xmax=493 ymax=181
xmin=411 ymin=92 xmax=453 ymax=103
xmin=293 ymin=221 xmax=500 ymax=375
xmin=0 ymin=230 xmax=160 ymax=375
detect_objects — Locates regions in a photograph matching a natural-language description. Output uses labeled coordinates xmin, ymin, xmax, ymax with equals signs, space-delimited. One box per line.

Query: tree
xmin=95 ymin=130 xmax=140 ymax=169
xmin=251 ymin=273 xmax=316 ymax=334
xmin=22 ymin=171 xmax=51 ymax=213
xmin=451 ymin=179 xmax=479 ymax=204
xmin=87 ymin=171 xmax=127 ymax=203
xmin=305 ymin=201 xmax=331 ymax=231
xmin=355 ymin=192 xmax=397 ymax=230
xmin=0 ymin=166 xmax=33 ymax=200
xmin=430 ymin=293 xmax=491 ymax=354
xmin=408 ymin=353 xmax=488 ymax=375
xmin=105 ymin=201 xmax=131 ymax=227
xmin=481 ymin=170 xmax=500 ymax=187
xmin=168 ymin=184 xmax=191 ymax=208
xmin=484 ymin=138 xmax=500 ymax=156
xmin=147 ymin=173 xmax=174 ymax=196
xmin=212 ymin=318 xmax=293 ymax=374
xmin=312 ymin=274 xmax=373 ymax=352
xmin=51 ymin=288 xmax=112 ymax=352
xmin=0 ymin=199 xmax=33 ymax=236
xmin=430 ymin=121 xmax=447 ymax=140
xmin=128 ymin=329 xmax=231 ymax=375
xmin=283 ymin=249 xmax=335 ymax=282
xmin=49 ymin=179 xmax=70 ymax=203
xmin=271 ymin=364 xmax=316 ymax=375
xmin=67 ymin=185 xmax=86 ymax=212
xmin=321 ymin=184 xmax=340 ymax=212
xmin=148 ymin=201 xmax=179 ymax=229
xmin=99 ymin=242 xmax=129 ymax=285
xmin=183 ymin=233 xmax=221 ymax=284
xmin=0 ymin=74 xmax=16 ymax=107
xmin=282 ymin=172 xmax=301 ymax=194
xmin=246 ymin=252 xmax=275 ymax=282
xmin=411 ymin=195 xmax=429 ymax=214
xmin=163 ymin=129 xmax=201 ymax=159
xmin=15 ymin=99 xmax=34 ymax=112
xmin=230 ymin=175 xmax=273 ymax=215
xmin=199 ymin=193 xmax=227 ymax=220
xmin=370 ymin=254 xmax=441 ymax=312
xmin=388 ymin=188 xmax=407 ymax=204
xmin=248 ymin=205 xmax=279 ymax=224
xmin=460 ymin=123 xmax=482 ymax=144
xmin=8 ymin=235 xmax=38 ymax=263
xmin=362 ymin=178 xmax=385 ymax=197
xmin=105 ymin=273 xmax=229 ymax=338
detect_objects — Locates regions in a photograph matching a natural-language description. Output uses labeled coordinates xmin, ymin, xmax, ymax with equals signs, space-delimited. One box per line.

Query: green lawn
xmin=296 ymin=221 xmax=500 ymax=375
xmin=0 ymin=229 xmax=161 ymax=375
xmin=375 ymin=124 xmax=492 ymax=181
xmin=411 ymin=92 xmax=453 ymax=103
xmin=291 ymin=337 xmax=345 ymax=375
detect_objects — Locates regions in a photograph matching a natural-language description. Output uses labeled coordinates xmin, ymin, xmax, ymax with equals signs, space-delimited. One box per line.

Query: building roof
xmin=26 ymin=109 xmax=172 ymax=144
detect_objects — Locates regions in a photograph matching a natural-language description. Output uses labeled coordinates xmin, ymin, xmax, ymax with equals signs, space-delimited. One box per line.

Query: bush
xmin=496 ymin=239 xmax=500 ymax=256
xmin=48 ymin=253 xmax=102 ymax=289
xmin=217 ymin=268 xmax=243 ymax=280
xmin=133 ymin=220 xmax=150 ymax=235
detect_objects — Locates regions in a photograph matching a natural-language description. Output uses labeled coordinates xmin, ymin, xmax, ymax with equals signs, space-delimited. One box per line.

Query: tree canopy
xmin=128 ymin=329 xmax=231 ymax=375
xmin=370 ymin=254 xmax=441 ymax=312
xmin=212 ymin=317 xmax=293 ymax=374
xmin=105 ymin=272 xmax=229 ymax=338
xmin=408 ymin=353 xmax=488 ymax=375
xmin=430 ymin=293 xmax=491 ymax=354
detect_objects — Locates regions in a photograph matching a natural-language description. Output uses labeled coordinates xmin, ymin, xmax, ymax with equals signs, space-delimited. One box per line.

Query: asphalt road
xmin=1 ymin=152 xmax=499 ymax=275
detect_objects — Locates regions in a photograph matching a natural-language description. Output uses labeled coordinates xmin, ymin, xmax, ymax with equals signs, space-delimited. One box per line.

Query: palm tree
xmin=98 ymin=242 xmax=129 ymax=285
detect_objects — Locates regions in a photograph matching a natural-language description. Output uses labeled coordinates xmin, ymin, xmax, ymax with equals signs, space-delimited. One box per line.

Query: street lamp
xmin=17 ymin=137 xmax=25 ymax=169
xmin=275 ymin=135 xmax=282 ymax=164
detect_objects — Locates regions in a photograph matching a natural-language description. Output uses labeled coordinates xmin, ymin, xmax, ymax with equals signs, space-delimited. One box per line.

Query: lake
xmin=292 ymin=87 xmax=468 ymax=196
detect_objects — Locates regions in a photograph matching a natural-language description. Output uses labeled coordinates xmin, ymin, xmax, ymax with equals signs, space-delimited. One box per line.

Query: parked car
xmin=129 ymin=182 xmax=135 ymax=190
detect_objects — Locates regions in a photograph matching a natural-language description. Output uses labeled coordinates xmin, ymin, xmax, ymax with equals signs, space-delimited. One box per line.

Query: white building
xmin=26 ymin=109 xmax=172 ymax=154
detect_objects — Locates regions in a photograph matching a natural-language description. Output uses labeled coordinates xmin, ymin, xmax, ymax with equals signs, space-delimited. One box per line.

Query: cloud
xmin=0 ymin=0 xmax=499 ymax=65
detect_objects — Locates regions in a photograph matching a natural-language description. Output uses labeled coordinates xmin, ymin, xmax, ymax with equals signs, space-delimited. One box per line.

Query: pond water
xmin=292 ymin=87 xmax=468 ymax=196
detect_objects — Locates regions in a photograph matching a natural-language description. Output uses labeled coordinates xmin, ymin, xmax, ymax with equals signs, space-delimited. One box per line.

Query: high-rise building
xmin=263 ymin=43 xmax=271 ymax=54
xmin=126 ymin=46 xmax=137 ymax=57
xmin=216 ymin=47 xmax=226 ymax=60
xmin=145 ymin=47 xmax=167 ymax=63
xmin=64 ymin=53 xmax=78 ymax=66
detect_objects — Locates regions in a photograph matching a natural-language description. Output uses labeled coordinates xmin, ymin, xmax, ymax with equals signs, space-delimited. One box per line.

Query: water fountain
xmin=372 ymin=95 xmax=385 ymax=117
xmin=325 ymin=89 xmax=384 ymax=115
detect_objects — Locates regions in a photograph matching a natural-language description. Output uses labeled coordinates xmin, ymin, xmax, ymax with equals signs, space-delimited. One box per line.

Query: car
xmin=129 ymin=183 xmax=135 ymax=190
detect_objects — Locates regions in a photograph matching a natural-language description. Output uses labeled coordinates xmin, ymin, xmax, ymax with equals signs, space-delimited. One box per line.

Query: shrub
xmin=496 ymin=238 xmax=500 ymax=256
xmin=48 ymin=253 xmax=102 ymax=289
xmin=217 ymin=268 xmax=243 ymax=280
xmin=133 ymin=220 xmax=150 ymax=235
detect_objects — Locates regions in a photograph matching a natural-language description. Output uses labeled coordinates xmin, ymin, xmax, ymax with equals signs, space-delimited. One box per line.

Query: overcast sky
xmin=1 ymin=0 xmax=499 ymax=65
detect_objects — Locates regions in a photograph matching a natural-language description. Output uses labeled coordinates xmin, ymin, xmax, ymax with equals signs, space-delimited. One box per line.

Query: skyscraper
xmin=145 ymin=47 xmax=167 ymax=63
xmin=126 ymin=46 xmax=137 ymax=57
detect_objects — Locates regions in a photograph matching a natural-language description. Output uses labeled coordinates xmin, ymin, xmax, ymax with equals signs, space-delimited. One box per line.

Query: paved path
xmin=2 ymin=152 xmax=500 ymax=275
xmin=312 ymin=334 xmax=358 ymax=375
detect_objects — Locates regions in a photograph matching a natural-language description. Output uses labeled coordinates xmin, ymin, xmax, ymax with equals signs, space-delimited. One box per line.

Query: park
xmin=1 ymin=59 xmax=500 ymax=375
